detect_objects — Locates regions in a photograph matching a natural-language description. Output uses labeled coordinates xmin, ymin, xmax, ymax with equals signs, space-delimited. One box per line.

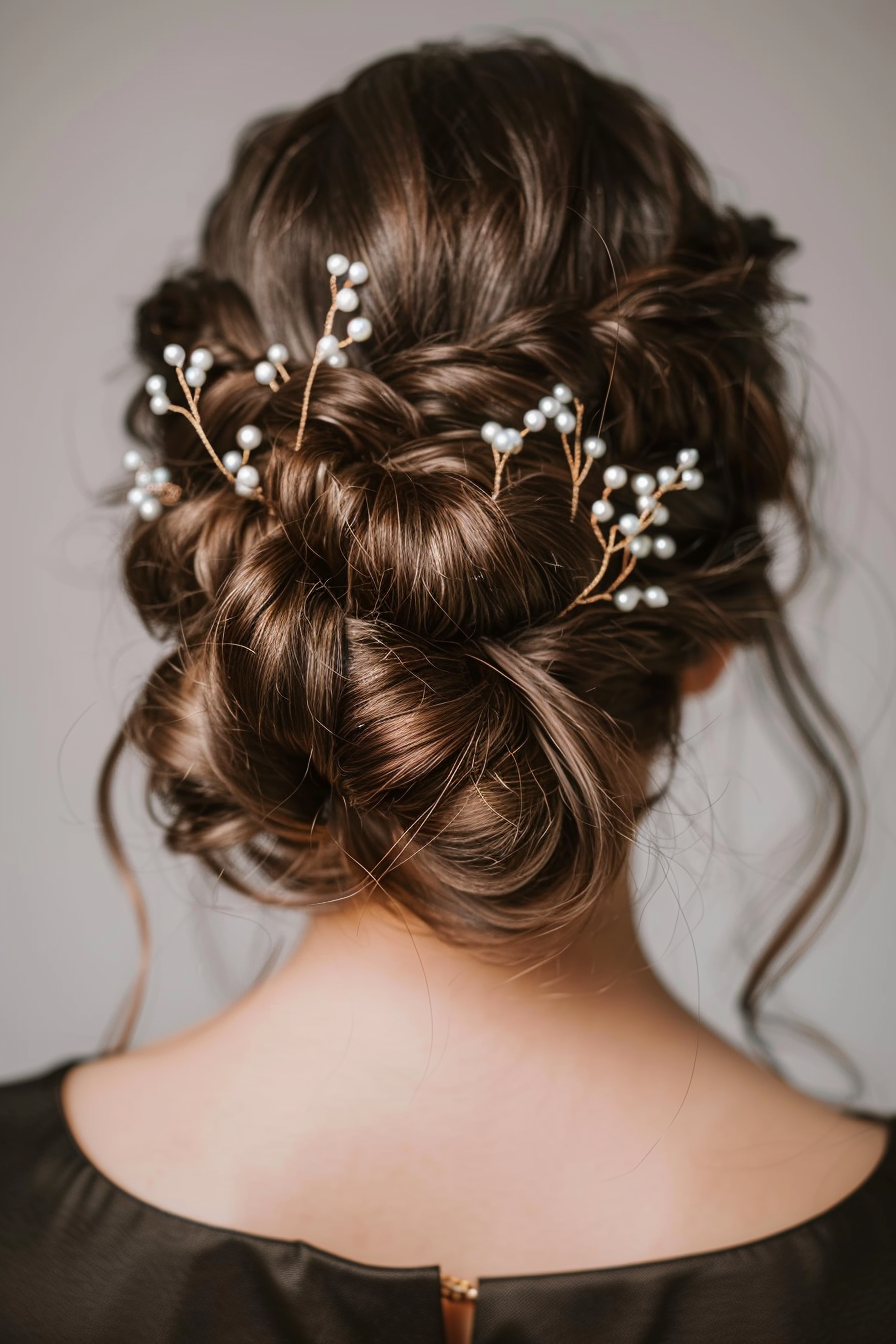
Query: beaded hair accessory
xmin=480 ymin=381 xmax=606 ymax=509
xmin=565 ymin=444 xmax=703 ymax=613
xmin=128 ymin=253 xmax=372 ymax=511
xmin=130 ymin=253 xmax=703 ymax=612
xmin=480 ymin=383 xmax=704 ymax=612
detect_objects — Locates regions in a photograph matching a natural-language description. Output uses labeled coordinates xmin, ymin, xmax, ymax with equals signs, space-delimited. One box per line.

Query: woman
xmin=0 ymin=38 xmax=892 ymax=1344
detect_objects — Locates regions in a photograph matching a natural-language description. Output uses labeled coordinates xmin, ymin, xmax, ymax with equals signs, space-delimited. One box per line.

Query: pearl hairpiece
xmin=145 ymin=344 xmax=271 ymax=502
xmin=134 ymin=260 xmax=699 ymax=616
xmin=294 ymin=252 xmax=371 ymax=453
xmin=134 ymin=253 xmax=372 ymax=515
xmin=481 ymin=382 xmax=606 ymax=509
xmin=122 ymin=447 xmax=182 ymax=520
xmin=565 ymin=444 xmax=704 ymax=613
xmin=484 ymin=380 xmax=704 ymax=613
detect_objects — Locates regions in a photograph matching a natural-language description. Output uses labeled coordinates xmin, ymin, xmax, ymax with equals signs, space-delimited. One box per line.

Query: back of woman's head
xmin=115 ymin=38 xmax=835 ymax=989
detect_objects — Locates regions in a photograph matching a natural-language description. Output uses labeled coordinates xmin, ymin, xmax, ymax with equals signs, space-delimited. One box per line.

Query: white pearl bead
xmin=613 ymin=586 xmax=642 ymax=611
xmin=591 ymin=498 xmax=614 ymax=523
xmin=643 ymin=585 xmax=669 ymax=608
xmin=123 ymin=448 xmax=143 ymax=472
xmin=677 ymin=447 xmax=700 ymax=469
xmin=523 ymin=409 xmax=546 ymax=432
xmin=583 ymin=436 xmax=606 ymax=459
xmin=185 ymin=365 xmax=206 ymax=388
xmin=326 ymin=349 xmax=348 ymax=367
xmin=149 ymin=394 xmax=170 ymax=416
xmin=681 ymin=468 xmax=704 ymax=490
xmin=222 ymin=450 xmax=244 ymax=474
xmin=163 ymin=343 xmax=185 ymax=367
xmin=236 ymin=464 xmax=260 ymax=488
xmin=505 ymin=428 xmax=522 ymax=452
xmin=631 ymin=473 xmax=656 ymax=496
xmin=552 ymin=383 xmax=573 ymax=404
xmin=493 ymin=429 xmax=515 ymax=453
xmin=151 ymin=466 xmax=170 ymax=484
xmin=657 ymin=465 xmax=678 ymax=486
xmin=189 ymin=347 xmax=214 ymax=371
xmin=653 ymin=535 xmax=677 ymax=559
xmin=138 ymin=495 xmax=163 ymax=521
xmin=347 ymin=261 xmax=369 ymax=285
xmin=628 ymin=535 xmax=653 ymax=557
xmin=554 ymin=408 xmax=576 ymax=434
xmin=266 ymin=343 xmax=288 ymax=364
xmin=145 ymin=374 xmax=167 ymax=396
xmin=236 ymin=424 xmax=263 ymax=450
xmin=316 ymin=334 xmax=340 ymax=358
xmin=346 ymin=316 xmax=372 ymax=342
xmin=235 ymin=481 xmax=258 ymax=498
xmin=127 ymin=486 xmax=146 ymax=507
xmin=326 ymin=253 xmax=350 ymax=276
xmin=636 ymin=494 xmax=655 ymax=514
xmin=618 ymin=513 xmax=642 ymax=537
xmin=481 ymin=421 xmax=502 ymax=444
xmin=538 ymin=396 xmax=560 ymax=418
xmin=653 ymin=503 xmax=670 ymax=526
xmin=254 ymin=360 xmax=277 ymax=385
xmin=135 ymin=467 xmax=153 ymax=488
xmin=603 ymin=464 xmax=627 ymax=489
xmin=335 ymin=287 xmax=359 ymax=312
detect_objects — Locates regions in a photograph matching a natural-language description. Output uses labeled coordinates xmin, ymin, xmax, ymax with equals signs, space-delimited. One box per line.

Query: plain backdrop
xmin=1 ymin=0 xmax=894 ymax=1106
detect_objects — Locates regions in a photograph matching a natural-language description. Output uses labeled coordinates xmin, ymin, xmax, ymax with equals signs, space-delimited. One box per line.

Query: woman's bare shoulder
xmin=664 ymin=1034 xmax=891 ymax=1256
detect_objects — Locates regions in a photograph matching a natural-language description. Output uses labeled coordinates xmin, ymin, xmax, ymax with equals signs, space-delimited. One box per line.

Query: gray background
xmin=2 ymin=0 xmax=894 ymax=1104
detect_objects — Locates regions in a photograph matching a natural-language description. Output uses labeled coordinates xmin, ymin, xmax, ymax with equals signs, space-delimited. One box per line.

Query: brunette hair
xmin=103 ymin=38 xmax=860 ymax=1051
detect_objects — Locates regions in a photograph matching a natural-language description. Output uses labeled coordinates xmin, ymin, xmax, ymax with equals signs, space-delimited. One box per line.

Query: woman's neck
xmin=207 ymin=878 xmax=693 ymax=1099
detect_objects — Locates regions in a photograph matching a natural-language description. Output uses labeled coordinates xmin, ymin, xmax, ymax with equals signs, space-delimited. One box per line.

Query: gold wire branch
xmin=480 ymin=384 xmax=702 ymax=614
xmin=491 ymin=422 xmax=535 ymax=499
xmin=559 ymin=397 xmax=595 ymax=521
xmin=168 ymin=368 xmax=234 ymax=483
xmin=295 ymin=274 xmax=339 ymax=453
xmin=485 ymin=387 xmax=604 ymax=510
xmin=143 ymin=255 xmax=370 ymax=515
xmin=165 ymin=366 xmax=265 ymax=504
xmin=561 ymin=455 xmax=702 ymax=616
xmin=294 ymin=259 xmax=371 ymax=454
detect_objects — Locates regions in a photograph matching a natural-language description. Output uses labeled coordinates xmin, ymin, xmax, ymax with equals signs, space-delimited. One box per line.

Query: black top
xmin=1 ymin=1061 xmax=895 ymax=1343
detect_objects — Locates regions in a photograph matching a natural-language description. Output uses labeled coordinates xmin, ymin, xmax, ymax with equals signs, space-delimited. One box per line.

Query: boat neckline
xmin=51 ymin=1056 xmax=894 ymax=1287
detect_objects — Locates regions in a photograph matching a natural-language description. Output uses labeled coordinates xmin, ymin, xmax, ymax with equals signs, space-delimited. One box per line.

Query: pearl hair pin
xmin=122 ymin=447 xmax=182 ymax=520
xmin=144 ymin=345 xmax=272 ymax=503
xmin=481 ymin=383 xmax=606 ymax=504
xmin=294 ymin=253 xmax=372 ymax=454
xmin=136 ymin=250 xmax=370 ymax=511
xmin=133 ymin=258 xmax=702 ymax=618
xmin=254 ymin=342 xmax=291 ymax=391
xmin=562 ymin=446 xmax=705 ymax=614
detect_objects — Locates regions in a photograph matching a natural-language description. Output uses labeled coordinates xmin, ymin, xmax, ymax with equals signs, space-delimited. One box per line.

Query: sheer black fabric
xmin=1 ymin=1061 xmax=894 ymax=1342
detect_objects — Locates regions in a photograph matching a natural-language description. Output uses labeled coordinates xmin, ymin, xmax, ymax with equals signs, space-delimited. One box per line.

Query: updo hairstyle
xmin=106 ymin=40 xmax=853 ymax=1034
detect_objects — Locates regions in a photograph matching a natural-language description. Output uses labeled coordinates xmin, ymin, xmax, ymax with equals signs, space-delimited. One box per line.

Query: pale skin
xmin=64 ymin=652 xmax=888 ymax=1344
